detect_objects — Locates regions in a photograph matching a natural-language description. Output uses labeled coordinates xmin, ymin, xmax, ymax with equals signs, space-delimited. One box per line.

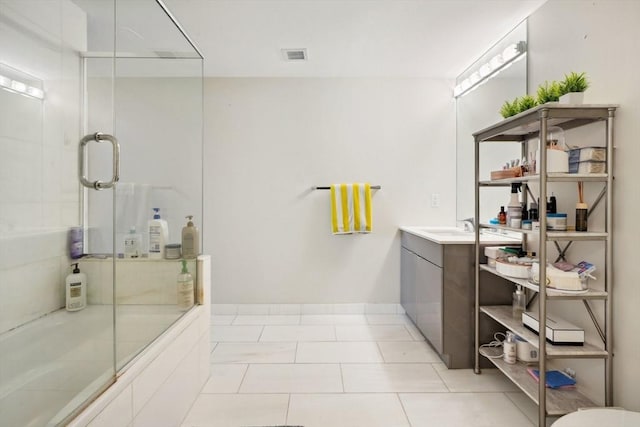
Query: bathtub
xmin=0 ymin=256 xmax=210 ymax=427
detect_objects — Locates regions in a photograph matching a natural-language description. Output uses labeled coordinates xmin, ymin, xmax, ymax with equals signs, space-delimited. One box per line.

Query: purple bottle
xmin=69 ymin=227 xmax=83 ymax=259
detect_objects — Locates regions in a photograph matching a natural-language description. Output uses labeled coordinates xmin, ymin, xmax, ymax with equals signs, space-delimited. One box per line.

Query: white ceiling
xmin=162 ymin=0 xmax=546 ymax=79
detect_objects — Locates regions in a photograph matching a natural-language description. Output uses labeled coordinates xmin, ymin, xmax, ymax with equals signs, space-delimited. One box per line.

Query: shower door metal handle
xmin=78 ymin=132 xmax=120 ymax=190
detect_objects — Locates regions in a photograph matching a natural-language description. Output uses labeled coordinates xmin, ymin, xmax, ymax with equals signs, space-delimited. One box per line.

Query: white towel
xmin=330 ymin=183 xmax=372 ymax=234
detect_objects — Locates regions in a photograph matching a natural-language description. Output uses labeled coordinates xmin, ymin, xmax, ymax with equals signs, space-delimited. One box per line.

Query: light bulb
xmin=479 ymin=63 xmax=492 ymax=77
xmin=11 ymin=80 xmax=27 ymax=93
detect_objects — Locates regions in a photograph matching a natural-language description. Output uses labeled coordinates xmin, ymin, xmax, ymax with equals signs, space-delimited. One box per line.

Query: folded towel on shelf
xmin=330 ymin=183 xmax=372 ymax=234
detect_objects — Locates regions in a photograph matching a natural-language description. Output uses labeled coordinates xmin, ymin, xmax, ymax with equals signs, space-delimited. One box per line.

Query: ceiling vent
xmin=281 ymin=48 xmax=307 ymax=61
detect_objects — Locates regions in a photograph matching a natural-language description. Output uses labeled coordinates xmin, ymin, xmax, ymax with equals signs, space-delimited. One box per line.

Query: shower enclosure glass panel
xmin=0 ymin=0 xmax=203 ymax=424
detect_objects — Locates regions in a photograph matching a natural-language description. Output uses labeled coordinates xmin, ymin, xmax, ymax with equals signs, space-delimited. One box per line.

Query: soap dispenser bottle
xmin=181 ymin=215 xmax=200 ymax=259
xmin=65 ymin=263 xmax=87 ymax=312
xmin=124 ymin=226 xmax=142 ymax=258
xmin=177 ymin=260 xmax=194 ymax=311
xmin=148 ymin=208 xmax=169 ymax=259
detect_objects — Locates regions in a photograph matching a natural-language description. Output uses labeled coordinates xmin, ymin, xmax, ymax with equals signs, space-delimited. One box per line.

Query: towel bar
xmin=314 ymin=185 xmax=381 ymax=190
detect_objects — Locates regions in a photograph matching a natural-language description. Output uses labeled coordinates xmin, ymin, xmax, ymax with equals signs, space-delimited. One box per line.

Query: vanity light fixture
xmin=0 ymin=63 xmax=45 ymax=100
xmin=453 ymin=41 xmax=526 ymax=98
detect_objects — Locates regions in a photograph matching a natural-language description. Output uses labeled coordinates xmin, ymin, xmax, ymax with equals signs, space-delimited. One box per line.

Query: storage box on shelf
xmin=472 ymin=104 xmax=616 ymax=427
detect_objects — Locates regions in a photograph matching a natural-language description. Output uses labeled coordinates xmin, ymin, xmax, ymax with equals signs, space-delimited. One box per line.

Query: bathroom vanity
xmin=399 ymin=227 xmax=518 ymax=368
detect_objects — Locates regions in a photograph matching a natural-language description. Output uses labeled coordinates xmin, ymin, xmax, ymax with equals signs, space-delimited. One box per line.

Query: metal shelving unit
xmin=472 ymin=104 xmax=616 ymax=427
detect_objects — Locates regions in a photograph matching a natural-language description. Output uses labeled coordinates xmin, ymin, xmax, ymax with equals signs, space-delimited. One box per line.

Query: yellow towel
xmin=330 ymin=183 xmax=372 ymax=234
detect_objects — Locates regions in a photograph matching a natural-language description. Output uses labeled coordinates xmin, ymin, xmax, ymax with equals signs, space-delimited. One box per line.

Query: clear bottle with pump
xmin=148 ymin=208 xmax=169 ymax=259
xmin=177 ymin=260 xmax=194 ymax=311
xmin=124 ymin=226 xmax=142 ymax=258
xmin=181 ymin=215 xmax=200 ymax=259
xmin=512 ymin=285 xmax=526 ymax=319
xmin=66 ymin=263 xmax=87 ymax=311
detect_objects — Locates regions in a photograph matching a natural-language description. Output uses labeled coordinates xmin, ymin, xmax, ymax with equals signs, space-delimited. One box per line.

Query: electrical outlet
xmin=431 ymin=193 xmax=440 ymax=208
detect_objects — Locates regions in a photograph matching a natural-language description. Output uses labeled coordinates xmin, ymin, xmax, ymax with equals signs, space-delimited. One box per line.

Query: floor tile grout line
xmin=433 ymin=364 xmax=453 ymax=393
xmin=339 ymin=362 xmax=345 ymax=393
xmin=395 ymin=392 xmax=414 ymax=427
xmin=235 ymin=363 xmax=250 ymax=394
xmin=284 ymin=393 xmax=292 ymax=425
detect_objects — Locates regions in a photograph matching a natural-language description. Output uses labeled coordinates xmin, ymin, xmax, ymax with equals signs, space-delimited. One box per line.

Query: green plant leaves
xmin=499 ymin=72 xmax=589 ymax=118
xmin=560 ymin=71 xmax=589 ymax=93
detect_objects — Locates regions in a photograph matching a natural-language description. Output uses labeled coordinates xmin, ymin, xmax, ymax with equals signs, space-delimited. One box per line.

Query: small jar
xmin=165 ymin=243 xmax=182 ymax=259
xmin=522 ymin=220 xmax=532 ymax=230
xmin=547 ymin=213 xmax=568 ymax=231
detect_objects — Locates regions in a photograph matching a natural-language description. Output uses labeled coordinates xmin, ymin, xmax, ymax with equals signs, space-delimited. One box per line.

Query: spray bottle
xmin=506 ymin=183 xmax=522 ymax=228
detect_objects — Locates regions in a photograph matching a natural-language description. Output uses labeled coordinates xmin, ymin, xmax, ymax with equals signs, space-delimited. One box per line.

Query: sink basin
xmin=400 ymin=226 xmax=521 ymax=245
xmin=412 ymin=227 xmax=474 ymax=237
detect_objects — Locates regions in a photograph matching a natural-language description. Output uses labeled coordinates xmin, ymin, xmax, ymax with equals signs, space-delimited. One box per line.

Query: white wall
xmin=528 ymin=0 xmax=640 ymax=410
xmin=204 ymin=78 xmax=455 ymax=303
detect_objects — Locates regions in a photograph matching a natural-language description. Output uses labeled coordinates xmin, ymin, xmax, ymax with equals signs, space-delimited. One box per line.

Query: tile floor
xmin=181 ymin=314 xmax=539 ymax=427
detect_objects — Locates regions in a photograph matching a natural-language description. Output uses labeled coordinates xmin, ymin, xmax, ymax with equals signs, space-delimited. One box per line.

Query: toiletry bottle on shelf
xmin=576 ymin=203 xmax=588 ymax=231
xmin=512 ymin=285 xmax=526 ymax=319
xmin=498 ymin=206 xmax=507 ymax=225
xmin=177 ymin=260 xmax=194 ymax=311
xmin=529 ymin=202 xmax=539 ymax=221
xmin=148 ymin=208 xmax=168 ymax=259
xmin=503 ymin=331 xmax=517 ymax=364
xmin=506 ymin=183 xmax=522 ymax=228
xmin=548 ymin=193 xmax=557 ymax=214
xmin=124 ymin=226 xmax=142 ymax=258
xmin=66 ymin=263 xmax=87 ymax=312
xmin=181 ymin=215 xmax=200 ymax=259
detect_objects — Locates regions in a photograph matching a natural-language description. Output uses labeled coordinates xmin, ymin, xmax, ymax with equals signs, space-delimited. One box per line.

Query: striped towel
xmin=330 ymin=183 xmax=372 ymax=234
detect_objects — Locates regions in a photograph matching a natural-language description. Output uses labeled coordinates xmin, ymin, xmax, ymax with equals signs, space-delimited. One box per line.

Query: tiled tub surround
xmin=184 ymin=310 xmax=539 ymax=427
xmin=69 ymin=255 xmax=211 ymax=427
xmin=0 ymin=256 xmax=210 ymax=426
xmin=82 ymin=257 xmax=198 ymax=305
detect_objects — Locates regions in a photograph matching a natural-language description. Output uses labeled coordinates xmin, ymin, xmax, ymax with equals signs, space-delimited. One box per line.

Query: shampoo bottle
xmin=66 ymin=263 xmax=87 ymax=312
xmin=181 ymin=215 xmax=200 ymax=259
xmin=124 ymin=226 xmax=142 ymax=258
xmin=148 ymin=208 xmax=169 ymax=259
xmin=177 ymin=260 xmax=194 ymax=311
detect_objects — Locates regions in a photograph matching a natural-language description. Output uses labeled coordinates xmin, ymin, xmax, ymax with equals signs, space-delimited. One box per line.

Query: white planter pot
xmin=559 ymin=92 xmax=585 ymax=104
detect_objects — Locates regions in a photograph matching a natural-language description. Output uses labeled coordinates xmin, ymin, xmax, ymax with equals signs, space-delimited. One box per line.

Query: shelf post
xmin=474 ymin=133 xmax=481 ymax=375
xmin=538 ymin=108 xmax=549 ymax=427
xmin=605 ymin=107 xmax=615 ymax=405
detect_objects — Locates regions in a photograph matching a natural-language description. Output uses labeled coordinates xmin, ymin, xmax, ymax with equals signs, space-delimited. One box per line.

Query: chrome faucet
xmin=462 ymin=218 xmax=475 ymax=232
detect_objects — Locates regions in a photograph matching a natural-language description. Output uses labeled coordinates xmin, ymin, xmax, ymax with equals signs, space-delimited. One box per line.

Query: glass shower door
xmin=79 ymin=0 xmax=204 ymax=371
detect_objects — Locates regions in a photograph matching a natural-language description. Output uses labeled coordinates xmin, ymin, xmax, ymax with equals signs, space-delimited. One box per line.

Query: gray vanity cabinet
xmin=415 ymin=254 xmax=443 ymax=354
xmin=400 ymin=247 xmax=417 ymax=323
xmin=401 ymin=231 xmax=511 ymax=368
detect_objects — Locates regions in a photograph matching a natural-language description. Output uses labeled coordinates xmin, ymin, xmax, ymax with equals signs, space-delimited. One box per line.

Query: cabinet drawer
xmin=401 ymin=232 xmax=443 ymax=267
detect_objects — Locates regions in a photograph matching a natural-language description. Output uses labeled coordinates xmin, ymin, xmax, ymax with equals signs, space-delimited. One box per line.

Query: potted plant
xmin=559 ymin=72 xmax=589 ymax=104
xmin=500 ymin=97 xmax=520 ymax=118
xmin=517 ymin=95 xmax=538 ymax=113
xmin=537 ymin=80 xmax=562 ymax=104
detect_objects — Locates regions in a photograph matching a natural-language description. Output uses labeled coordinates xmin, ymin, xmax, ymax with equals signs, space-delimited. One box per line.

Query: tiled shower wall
xmin=0 ymin=0 xmax=86 ymax=333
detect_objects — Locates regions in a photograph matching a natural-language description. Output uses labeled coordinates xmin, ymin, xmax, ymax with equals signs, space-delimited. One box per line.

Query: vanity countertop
xmin=399 ymin=226 xmax=521 ymax=245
